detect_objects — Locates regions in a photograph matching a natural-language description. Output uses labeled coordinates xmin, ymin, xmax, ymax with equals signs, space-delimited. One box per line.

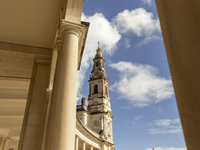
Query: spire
xmin=96 ymin=41 xmax=102 ymax=53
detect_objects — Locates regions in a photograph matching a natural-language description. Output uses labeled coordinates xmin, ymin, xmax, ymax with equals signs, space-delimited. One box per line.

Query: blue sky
xmin=77 ymin=0 xmax=186 ymax=150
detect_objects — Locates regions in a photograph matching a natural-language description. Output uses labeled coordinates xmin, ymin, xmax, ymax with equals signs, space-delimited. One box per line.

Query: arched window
xmin=96 ymin=62 xmax=99 ymax=67
xmin=94 ymin=85 xmax=98 ymax=94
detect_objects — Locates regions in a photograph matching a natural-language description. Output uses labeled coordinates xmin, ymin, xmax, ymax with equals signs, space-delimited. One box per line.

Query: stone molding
xmin=0 ymin=41 xmax=51 ymax=57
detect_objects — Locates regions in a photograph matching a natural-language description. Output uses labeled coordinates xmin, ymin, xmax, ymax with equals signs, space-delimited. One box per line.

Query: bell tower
xmin=88 ymin=42 xmax=113 ymax=142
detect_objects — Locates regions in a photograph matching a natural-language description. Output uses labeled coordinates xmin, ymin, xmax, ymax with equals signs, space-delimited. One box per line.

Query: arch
xmin=94 ymin=85 xmax=98 ymax=94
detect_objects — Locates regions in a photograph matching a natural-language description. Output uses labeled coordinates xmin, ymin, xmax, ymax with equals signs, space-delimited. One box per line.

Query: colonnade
xmin=75 ymin=135 xmax=100 ymax=150
xmin=74 ymin=133 xmax=112 ymax=150
xmin=75 ymin=136 xmax=96 ymax=150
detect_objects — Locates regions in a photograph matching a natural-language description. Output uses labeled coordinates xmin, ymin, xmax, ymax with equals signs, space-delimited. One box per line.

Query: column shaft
xmin=46 ymin=25 xmax=81 ymax=150
xmin=75 ymin=136 xmax=79 ymax=150
xmin=155 ymin=1 xmax=200 ymax=149
xmin=83 ymin=142 xmax=86 ymax=150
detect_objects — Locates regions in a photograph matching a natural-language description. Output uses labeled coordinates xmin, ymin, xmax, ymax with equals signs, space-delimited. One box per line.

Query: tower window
xmin=105 ymin=86 xmax=107 ymax=94
xmin=96 ymin=62 xmax=99 ymax=67
xmin=89 ymin=84 xmax=91 ymax=95
xmin=94 ymin=85 xmax=98 ymax=94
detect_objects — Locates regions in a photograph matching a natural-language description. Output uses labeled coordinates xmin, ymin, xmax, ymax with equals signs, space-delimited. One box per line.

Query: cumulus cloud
xmin=112 ymin=8 xmax=160 ymax=46
xmin=146 ymin=147 xmax=186 ymax=150
xmin=77 ymin=13 xmax=121 ymax=99
xmin=148 ymin=118 xmax=183 ymax=134
xmin=109 ymin=61 xmax=173 ymax=107
xmin=142 ymin=0 xmax=153 ymax=6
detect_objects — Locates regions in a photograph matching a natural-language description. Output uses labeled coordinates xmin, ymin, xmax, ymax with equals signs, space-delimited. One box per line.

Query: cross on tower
xmin=98 ymin=41 xmax=100 ymax=49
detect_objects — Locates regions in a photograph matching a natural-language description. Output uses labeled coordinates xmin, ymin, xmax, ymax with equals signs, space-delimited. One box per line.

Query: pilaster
xmin=18 ymin=59 xmax=50 ymax=150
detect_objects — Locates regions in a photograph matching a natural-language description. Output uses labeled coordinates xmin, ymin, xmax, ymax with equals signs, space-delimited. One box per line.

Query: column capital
xmin=58 ymin=20 xmax=90 ymax=70
xmin=59 ymin=20 xmax=85 ymax=38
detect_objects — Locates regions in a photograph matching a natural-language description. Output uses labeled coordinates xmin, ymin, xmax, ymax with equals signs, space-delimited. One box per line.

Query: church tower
xmin=87 ymin=43 xmax=113 ymax=142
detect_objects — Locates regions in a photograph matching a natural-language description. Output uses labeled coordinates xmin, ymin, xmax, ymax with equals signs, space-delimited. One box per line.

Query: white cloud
xmin=142 ymin=0 xmax=153 ymax=6
xmin=148 ymin=118 xmax=183 ymax=134
xmin=112 ymin=8 xmax=160 ymax=36
xmin=132 ymin=116 xmax=143 ymax=125
xmin=146 ymin=147 xmax=186 ymax=150
xmin=112 ymin=8 xmax=160 ymax=45
xmin=153 ymin=119 xmax=180 ymax=127
xmin=137 ymin=35 xmax=161 ymax=47
xmin=77 ymin=13 xmax=121 ymax=99
xmin=110 ymin=61 xmax=173 ymax=107
xmin=124 ymin=38 xmax=131 ymax=48
xmin=149 ymin=126 xmax=182 ymax=134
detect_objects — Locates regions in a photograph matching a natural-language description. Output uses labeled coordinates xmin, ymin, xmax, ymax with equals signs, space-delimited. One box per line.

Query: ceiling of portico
xmin=0 ymin=77 xmax=30 ymax=140
xmin=0 ymin=50 xmax=33 ymax=140
xmin=0 ymin=0 xmax=61 ymax=48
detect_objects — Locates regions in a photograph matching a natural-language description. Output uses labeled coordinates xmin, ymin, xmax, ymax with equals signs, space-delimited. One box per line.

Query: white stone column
xmin=155 ymin=1 xmax=200 ymax=149
xmin=41 ymin=41 xmax=62 ymax=150
xmin=75 ymin=136 xmax=79 ymax=150
xmin=91 ymin=146 xmax=94 ymax=150
xmin=83 ymin=142 xmax=86 ymax=150
xmin=46 ymin=21 xmax=83 ymax=150
xmin=1 ymin=138 xmax=9 ymax=150
xmin=18 ymin=59 xmax=50 ymax=150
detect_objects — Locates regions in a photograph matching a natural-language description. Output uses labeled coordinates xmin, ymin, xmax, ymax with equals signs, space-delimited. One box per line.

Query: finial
xmin=96 ymin=41 xmax=102 ymax=53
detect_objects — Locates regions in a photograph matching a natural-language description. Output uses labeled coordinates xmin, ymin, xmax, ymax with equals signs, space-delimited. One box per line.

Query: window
xmin=96 ymin=62 xmax=99 ymax=67
xmin=105 ymin=86 xmax=107 ymax=94
xmin=89 ymin=84 xmax=91 ymax=95
xmin=94 ymin=85 xmax=98 ymax=94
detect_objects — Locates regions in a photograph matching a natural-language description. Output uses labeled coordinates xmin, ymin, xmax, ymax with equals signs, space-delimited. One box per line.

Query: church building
xmin=75 ymin=46 xmax=114 ymax=150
